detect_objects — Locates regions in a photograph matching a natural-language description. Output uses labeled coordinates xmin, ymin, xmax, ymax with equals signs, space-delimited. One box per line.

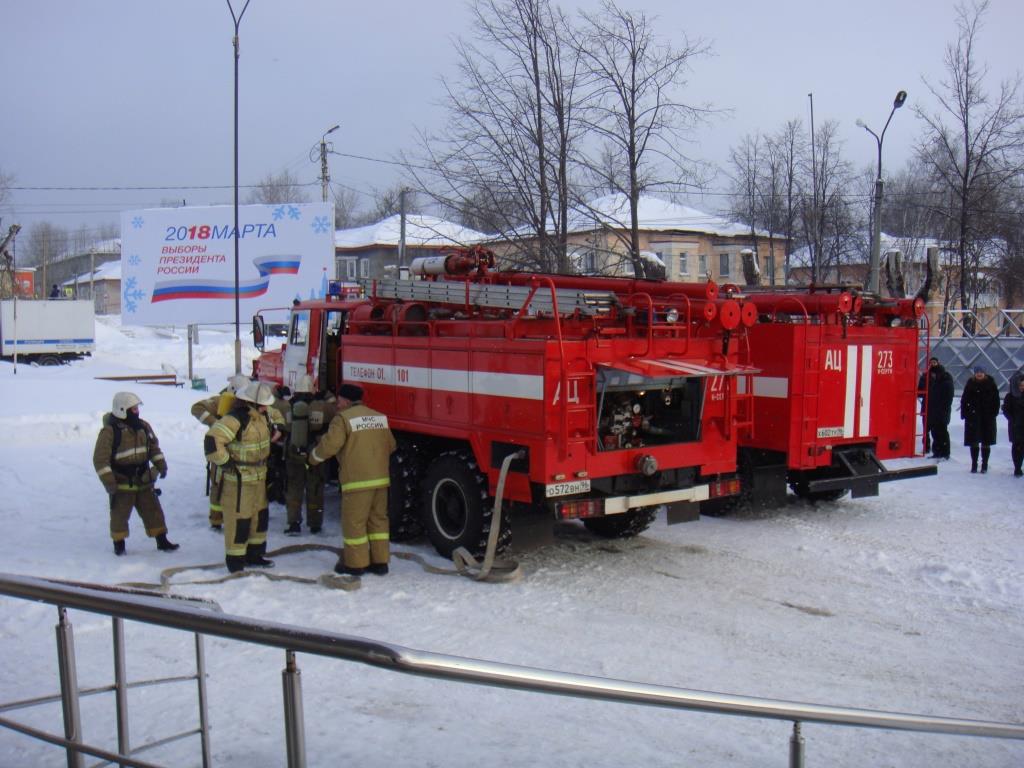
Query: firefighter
xmin=264 ymin=385 xmax=290 ymax=505
xmin=309 ymin=383 xmax=396 ymax=577
xmin=283 ymin=375 xmax=336 ymax=535
xmin=93 ymin=392 xmax=179 ymax=556
xmin=205 ymin=381 xmax=282 ymax=572
xmin=960 ymin=366 xmax=1000 ymax=474
xmin=191 ymin=373 xmax=251 ymax=530
xmin=918 ymin=357 xmax=954 ymax=460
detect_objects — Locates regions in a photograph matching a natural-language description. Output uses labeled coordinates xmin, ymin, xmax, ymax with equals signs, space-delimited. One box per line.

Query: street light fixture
xmin=857 ymin=89 xmax=907 ymax=295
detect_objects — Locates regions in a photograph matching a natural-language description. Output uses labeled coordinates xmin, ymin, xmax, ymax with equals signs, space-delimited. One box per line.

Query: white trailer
xmin=0 ymin=299 xmax=95 ymax=365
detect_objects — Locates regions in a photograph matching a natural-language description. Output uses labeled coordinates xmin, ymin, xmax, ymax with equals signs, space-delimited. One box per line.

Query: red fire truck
xmin=252 ymin=249 xmax=755 ymax=557
xmin=717 ymin=285 xmax=937 ymax=510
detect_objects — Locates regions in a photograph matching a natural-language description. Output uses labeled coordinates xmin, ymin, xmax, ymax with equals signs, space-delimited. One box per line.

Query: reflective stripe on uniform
xmin=114 ymin=447 xmax=148 ymax=461
xmin=151 ymin=452 xmax=165 ymax=463
xmin=344 ymin=534 xmax=369 ymax=546
xmin=97 ymin=466 xmax=113 ymax=477
xmin=341 ymin=477 xmax=389 ymax=492
xmin=368 ymin=532 xmax=389 ymax=542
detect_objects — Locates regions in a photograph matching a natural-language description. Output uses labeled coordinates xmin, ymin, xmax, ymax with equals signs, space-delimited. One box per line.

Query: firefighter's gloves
xmin=103 ymin=480 xmax=117 ymax=496
xmin=159 ymin=468 xmax=168 ymax=479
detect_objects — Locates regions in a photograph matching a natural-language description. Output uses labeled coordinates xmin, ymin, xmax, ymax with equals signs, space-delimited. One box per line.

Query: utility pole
xmin=318 ymin=124 xmax=340 ymax=203
xmin=398 ymin=188 xmax=407 ymax=274
xmin=227 ymin=0 xmax=252 ymax=376
xmin=808 ymin=93 xmax=818 ymax=285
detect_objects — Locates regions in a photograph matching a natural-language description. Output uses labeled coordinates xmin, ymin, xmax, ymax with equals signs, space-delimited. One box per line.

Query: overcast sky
xmin=1 ymin=0 xmax=1021 ymax=239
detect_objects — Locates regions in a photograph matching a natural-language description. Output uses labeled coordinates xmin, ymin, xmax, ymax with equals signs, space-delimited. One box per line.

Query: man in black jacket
xmin=1003 ymin=376 xmax=1024 ymax=476
xmin=919 ymin=357 xmax=955 ymax=459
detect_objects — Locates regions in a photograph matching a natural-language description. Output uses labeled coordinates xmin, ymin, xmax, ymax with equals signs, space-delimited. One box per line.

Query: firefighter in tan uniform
xmin=93 ymin=392 xmax=179 ymax=556
xmin=309 ymin=383 xmax=396 ymax=577
xmin=191 ymin=374 xmax=250 ymax=530
xmin=205 ymin=381 xmax=281 ymax=572
xmin=283 ymin=375 xmax=336 ymax=535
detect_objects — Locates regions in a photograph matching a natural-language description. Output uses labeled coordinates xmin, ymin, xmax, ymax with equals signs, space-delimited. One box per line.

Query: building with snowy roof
xmin=493 ymin=193 xmax=786 ymax=284
xmin=334 ymin=214 xmax=486 ymax=280
xmin=60 ymin=258 xmax=122 ymax=314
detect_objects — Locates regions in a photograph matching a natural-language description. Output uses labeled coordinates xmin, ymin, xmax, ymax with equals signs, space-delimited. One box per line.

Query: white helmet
xmin=238 ymin=381 xmax=276 ymax=407
xmin=295 ymin=374 xmax=314 ymax=394
xmin=112 ymin=392 xmax=142 ymax=419
xmin=227 ymin=374 xmax=251 ymax=394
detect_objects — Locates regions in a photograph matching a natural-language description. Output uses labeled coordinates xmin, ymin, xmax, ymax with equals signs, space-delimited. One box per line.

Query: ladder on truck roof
xmin=361 ymin=278 xmax=620 ymax=317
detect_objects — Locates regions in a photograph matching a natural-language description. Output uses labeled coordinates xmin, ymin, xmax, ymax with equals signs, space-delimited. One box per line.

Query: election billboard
xmin=119 ymin=203 xmax=335 ymax=326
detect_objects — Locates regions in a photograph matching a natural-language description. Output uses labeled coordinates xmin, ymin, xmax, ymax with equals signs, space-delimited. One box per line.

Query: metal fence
xmin=923 ymin=309 xmax=1024 ymax=391
xmin=1 ymin=572 xmax=1022 ymax=768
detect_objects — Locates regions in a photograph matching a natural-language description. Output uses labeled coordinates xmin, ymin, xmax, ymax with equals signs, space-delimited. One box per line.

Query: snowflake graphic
xmin=122 ymin=276 xmax=147 ymax=314
xmin=128 ymin=254 xmax=141 ymax=267
xmin=272 ymin=204 xmax=302 ymax=222
xmin=131 ymin=216 xmax=144 ymax=229
xmin=311 ymin=215 xmax=330 ymax=234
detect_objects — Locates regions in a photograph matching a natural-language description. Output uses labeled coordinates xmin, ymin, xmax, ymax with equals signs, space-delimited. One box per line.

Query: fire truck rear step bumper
xmin=604 ymin=484 xmax=711 ymax=515
xmin=806 ymin=454 xmax=938 ymax=499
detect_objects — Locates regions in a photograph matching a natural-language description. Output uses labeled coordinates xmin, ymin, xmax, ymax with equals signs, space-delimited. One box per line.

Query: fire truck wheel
xmin=582 ymin=508 xmax=657 ymax=538
xmin=388 ymin=445 xmax=424 ymax=542
xmin=421 ymin=451 xmax=510 ymax=559
xmin=35 ymin=354 xmax=62 ymax=366
xmin=790 ymin=483 xmax=849 ymax=503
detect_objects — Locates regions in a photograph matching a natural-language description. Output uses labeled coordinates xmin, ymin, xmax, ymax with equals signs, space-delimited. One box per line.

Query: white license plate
xmin=545 ymin=479 xmax=591 ymax=498
xmin=817 ymin=427 xmax=844 ymax=438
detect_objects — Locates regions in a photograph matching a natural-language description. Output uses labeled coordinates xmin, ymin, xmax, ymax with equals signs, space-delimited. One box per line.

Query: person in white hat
xmin=205 ymin=381 xmax=280 ymax=572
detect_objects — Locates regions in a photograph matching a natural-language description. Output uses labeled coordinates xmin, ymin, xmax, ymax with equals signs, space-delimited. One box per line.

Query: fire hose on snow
xmin=117 ymin=453 xmax=525 ymax=595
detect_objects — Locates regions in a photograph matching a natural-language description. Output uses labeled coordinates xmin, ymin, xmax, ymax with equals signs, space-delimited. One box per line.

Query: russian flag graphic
xmin=151 ymin=255 xmax=301 ymax=303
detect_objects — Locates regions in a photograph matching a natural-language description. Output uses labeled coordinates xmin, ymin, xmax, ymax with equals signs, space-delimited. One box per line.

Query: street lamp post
xmin=227 ymin=0 xmax=251 ymax=375
xmin=857 ymin=89 xmax=907 ymax=295
xmin=318 ymin=125 xmax=340 ymax=203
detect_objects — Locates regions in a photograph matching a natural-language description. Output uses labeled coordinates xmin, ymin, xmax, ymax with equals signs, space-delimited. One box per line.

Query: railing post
xmin=55 ymin=607 xmax=84 ymax=768
xmin=789 ymin=720 xmax=805 ymax=768
xmin=195 ymin=633 xmax=212 ymax=768
xmin=112 ymin=617 xmax=130 ymax=766
xmin=282 ymin=650 xmax=306 ymax=768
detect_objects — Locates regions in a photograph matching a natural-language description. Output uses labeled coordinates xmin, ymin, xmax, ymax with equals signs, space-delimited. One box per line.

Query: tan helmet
xmin=295 ymin=374 xmax=314 ymax=394
xmin=227 ymin=374 xmax=251 ymax=394
xmin=112 ymin=392 xmax=142 ymax=419
xmin=238 ymin=381 xmax=276 ymax=407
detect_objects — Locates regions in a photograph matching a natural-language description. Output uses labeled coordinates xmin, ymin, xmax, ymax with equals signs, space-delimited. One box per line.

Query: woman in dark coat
xmin=960 ymin=366 xmax=1000 ymax=473
xmin=1002 ymin=376 xmax=1024 ymax=477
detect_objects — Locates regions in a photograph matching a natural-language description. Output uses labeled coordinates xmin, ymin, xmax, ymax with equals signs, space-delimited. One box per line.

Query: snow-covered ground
xmin=0 ymin=316 xmax=1021 ymax=767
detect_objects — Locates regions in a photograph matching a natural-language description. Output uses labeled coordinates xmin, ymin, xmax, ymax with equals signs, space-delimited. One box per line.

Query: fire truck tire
xmin=421 ymin=451 xmax=510 ymax=559
xmin=388 ymin=445 xmax=424 ymax=542
xmin=582 ymin=508 xmax=657 ymax=538
xmin=35 ymin=354 xmax=62 ymax=366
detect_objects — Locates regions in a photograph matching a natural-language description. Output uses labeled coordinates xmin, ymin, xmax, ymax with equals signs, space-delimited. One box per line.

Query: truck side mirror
xmin=253 ymin=315 xmax=266 ymax=351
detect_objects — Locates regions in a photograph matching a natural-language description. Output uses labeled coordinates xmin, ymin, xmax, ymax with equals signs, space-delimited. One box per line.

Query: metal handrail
xmin=2 ymin=571 xmax=1022 ymax=767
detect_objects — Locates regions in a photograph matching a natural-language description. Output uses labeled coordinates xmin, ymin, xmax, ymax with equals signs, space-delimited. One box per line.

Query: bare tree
xmin=332 ymin=186 xmax=363 ymax=229
xmin=246 ymin=169 xmax=313 ymax=205
xmin=409 ymin=0 xmax=583 ymax=272
xmin=915 ymin=0 xmax=1024 ymax=320
xmin=24 ymin=222 xmax=68 ymax=295
xmin=797 ymin=120 xmax=859 ymax=283
xmin=575 ymin=0 xmax=711 ymax=277
xmin=0 ymin=167 xmax=13 ymax=210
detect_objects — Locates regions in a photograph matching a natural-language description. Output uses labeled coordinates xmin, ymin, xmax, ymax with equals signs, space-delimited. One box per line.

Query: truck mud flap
xmin=805 ymin=446 xmax=938 ymax=499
